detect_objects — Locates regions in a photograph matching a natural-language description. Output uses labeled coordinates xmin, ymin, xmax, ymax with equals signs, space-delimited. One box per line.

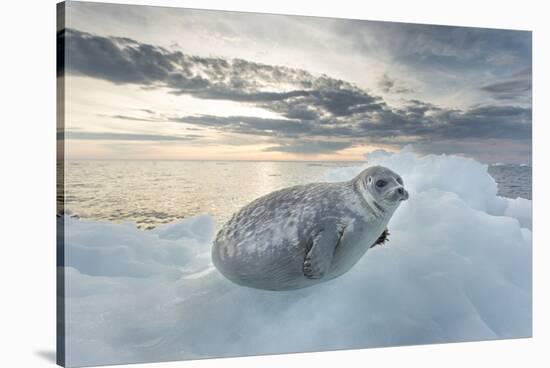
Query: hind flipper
xmin=370 ymin=228 xmax=390 ymax=249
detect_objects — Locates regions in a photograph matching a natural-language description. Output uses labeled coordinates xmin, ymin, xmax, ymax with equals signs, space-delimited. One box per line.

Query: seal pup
xmin=212 ymin=166 xmax=408 ymax=291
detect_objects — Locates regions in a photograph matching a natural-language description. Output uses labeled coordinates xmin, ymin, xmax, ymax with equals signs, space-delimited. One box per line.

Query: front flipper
xmin=370 ymin=228 xmax=390 ymax=249
xmin=303 ymin=224 xmax=344 ymax=279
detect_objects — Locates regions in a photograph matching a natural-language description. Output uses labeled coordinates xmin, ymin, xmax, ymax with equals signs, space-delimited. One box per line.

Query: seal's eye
xmin=375 ymin=179 xmax=387 ymax=188
xmin=396 ymin=177 xmax=403 ymax=185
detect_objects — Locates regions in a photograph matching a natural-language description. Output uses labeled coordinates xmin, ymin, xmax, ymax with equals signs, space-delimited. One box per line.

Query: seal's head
xmin=354 ymin=166 xmax=408 ymax=213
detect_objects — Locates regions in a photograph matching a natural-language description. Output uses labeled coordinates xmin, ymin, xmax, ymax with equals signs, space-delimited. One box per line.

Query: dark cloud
xmin=62 ymin=28 xmax=386 ymax=123
xmin=429 ymin=105 xmax=531 ymax=140
xmin=411 ymin=138 xmax=532 ymax=165
xmin=61 ymin=131 xmax=198 ymax=141
xmin=176 ymin=115 xmax=315 ymax=137
xmin=62 ymin=28 xmax=531 ymax=160
xmin=99 ymin=114 xmax=161 ymax=122
xmin=263 ymin=141 xmax=353 ymax=155
xmin=139 ymin=109 xmax=156 ymax=115
xmin=174 ymin=101 xmax=531 ymax=144
xmin=358 ymin=103 xmax=532 ymax=142
xmin=64 ymin=29 xmax=178 ymax=84
xmin=480 ymin=67 xmax=532 ymax=101
xmin=378 ymin=74 xmax=413 ymax=94
xmin=340 ymin=22 xmax=532 ymax=73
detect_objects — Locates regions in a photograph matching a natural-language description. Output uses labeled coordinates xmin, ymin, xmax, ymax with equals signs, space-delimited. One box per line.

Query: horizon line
xmin=62 ymin=158 xmax=367 ymax=163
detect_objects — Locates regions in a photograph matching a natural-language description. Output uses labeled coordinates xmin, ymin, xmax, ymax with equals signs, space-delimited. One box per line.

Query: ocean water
xmin=62 ymin=160 xmax=531 ymax=229
xmin=488 ymin=163 xmax=532 ymax=200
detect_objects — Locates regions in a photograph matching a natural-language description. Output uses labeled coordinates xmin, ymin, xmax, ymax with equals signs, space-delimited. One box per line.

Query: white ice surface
xmin=62 ymin=149 xmax=531 ymax=367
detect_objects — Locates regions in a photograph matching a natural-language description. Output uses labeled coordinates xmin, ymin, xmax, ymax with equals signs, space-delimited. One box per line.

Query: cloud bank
xmin=60 ymin=28 xmax=531 ymax=160
xmin=480 ymin=67 xmax=532 ymax=101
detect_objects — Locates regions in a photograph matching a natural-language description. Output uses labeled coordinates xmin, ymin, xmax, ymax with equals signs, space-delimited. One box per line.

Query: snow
xmin=62 ymin=149 xmax=532 ymax=367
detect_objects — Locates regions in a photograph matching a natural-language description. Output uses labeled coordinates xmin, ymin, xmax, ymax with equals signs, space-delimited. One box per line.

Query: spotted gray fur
xmin=212 ymin=166 xmax=408 ymax=291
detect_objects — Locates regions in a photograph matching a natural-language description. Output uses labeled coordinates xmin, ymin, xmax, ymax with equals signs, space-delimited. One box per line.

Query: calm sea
xmin=62 ymin=160 xmax=532 ymax=229
xmin=488 ymin=164 xmax=532 ymax=201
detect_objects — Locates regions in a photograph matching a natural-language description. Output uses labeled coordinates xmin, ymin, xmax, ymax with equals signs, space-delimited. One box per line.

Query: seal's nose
xmin=397 ymin=187 xmax=409 ymax=201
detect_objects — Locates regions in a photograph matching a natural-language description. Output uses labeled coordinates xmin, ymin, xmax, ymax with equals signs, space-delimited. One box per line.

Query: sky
xmin=59 ymin=1 xmax=532 ymax=163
